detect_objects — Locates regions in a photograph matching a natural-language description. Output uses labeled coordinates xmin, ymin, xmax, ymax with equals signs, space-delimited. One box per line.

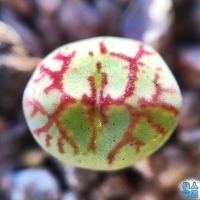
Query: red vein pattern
xmin=81 ymin=61 xmax=109 ymax=152
xmin=24 ymin=51 xmax=78 ymax=154
xmin=23 ymin=41 xmax=180 ymax=165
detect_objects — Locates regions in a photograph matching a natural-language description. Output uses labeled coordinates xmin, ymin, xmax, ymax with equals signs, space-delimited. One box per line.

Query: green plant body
xmin=23 ymin=36 xmax=182 ymax=170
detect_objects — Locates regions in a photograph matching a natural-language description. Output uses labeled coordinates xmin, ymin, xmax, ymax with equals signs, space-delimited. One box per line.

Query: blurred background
xmin=0 ymin=0 xmax=200 ymax=199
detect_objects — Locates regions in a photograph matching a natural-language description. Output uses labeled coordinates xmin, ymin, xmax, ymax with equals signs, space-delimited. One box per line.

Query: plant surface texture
xmin=23 ymin=37 xmax=182 ymax=170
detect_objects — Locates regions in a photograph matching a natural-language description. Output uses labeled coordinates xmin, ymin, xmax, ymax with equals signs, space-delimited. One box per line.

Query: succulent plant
xmin=22 ymin=36 xmax=181 ymax=170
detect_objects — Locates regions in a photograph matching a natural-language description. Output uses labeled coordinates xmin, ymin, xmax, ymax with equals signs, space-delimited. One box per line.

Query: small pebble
xmin=98 ymin=173 xmax=133 ymax=200
xmin=178 ymin=91 xmax=200 ymax=129
xmin=131 ymin=185 xmax=161 ymax=200
xmin=120 ymin=0 xmax=173 ymax=53
xmin=90 ymin=188 xmax=106 ymax=200
xmin=34 ymin=13 xmax=63 ymax=52
xmin=0 ymin=0 xmax=34 ymax=18
xmin=95 ymin=0 xmax=122 ymax=35
xmin=176 ymin=45 xmax=200 ymax=89
xmin=35 ymin=0 xmax=62 ymax=16
xmin=62 ymin=191 xmax=80 ymax=200
xmin=0 ymin=21 xmax=41 ymax=116
xmin=133 ymin=158 xmax=154 ymax=180
xmin=177 ymin=128 xmax=200 ymax=145
xmin=173 ymin=0 xmax=194 ymax=39
xmin=19 ymin=148 xmax=47 ymax=168
xmin=10 ymin=168 xmax=61 ymax=200
xmin=151 ymin=145 xmax=190 ymax=191
xmin=0 ymin=171 xmax=14 ymax=199
xmin=185 ymin=142 xmax=200 ymax=175
xmin=62 ymin=164 xmax=100 ymax=192
xmin=190 ymin=0 xmax=200 ymax=39
xmin=1 ymin=6 xmax=44 ymax=56
xmin=58 ymin=0 xmax=100 ymax=41
xmin=0 ymin=122 xmax=29 ymax=171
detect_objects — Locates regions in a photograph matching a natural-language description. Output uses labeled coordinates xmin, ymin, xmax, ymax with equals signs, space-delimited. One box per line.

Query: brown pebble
xmin=120 ymin=0 xmax=173 ymax=53
xmin=133 ymin=158 xmax=154 ymax=180
xmin=34 ymin=13 xmax=63 ymax=52
xmin=0 ymin=21 xmax=41 ymax=116
xmin=58 ymin=0 xmax=101 ymax=41
xmin=95 ymin=0 xmax=122 ymax=35
xmin=97 ymin=173 xmax=133 ymax=200
xmin=10 ymin=168 xmax=61 ymax=200
xmin=19 ymin=148 xmax=47 ymax=168
xmin=0 ymin=121 xmax=30 ymax=171
xmin=175 ymin=45 xmax=200 ymax=89
xmin=130 ymin=184 xmax=161 ymax=200
xmin=62 ymin=164 xmax=100 ymax=193
xmin=178 ymin=91 xmax=200 ymax=129
xmin=35 ymin=0 xmax=62 ymax=16
xmin=177 ymin=128 xmax=200 ymax=145
xmin=1 ymin=6 xmax=44 ymax=56
xmin=0 ymin=0 xmax=34 ymax=18
xmin=150 ymin=145 xmax=191 ymax=191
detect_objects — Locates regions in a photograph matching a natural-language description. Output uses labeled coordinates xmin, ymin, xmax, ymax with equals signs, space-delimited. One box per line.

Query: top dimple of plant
xmin=22 ymin=36 xmax=182 ymax=170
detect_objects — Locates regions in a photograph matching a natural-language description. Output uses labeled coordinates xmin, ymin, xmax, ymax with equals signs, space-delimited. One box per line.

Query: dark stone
xmin=175 ymin=45 xmax=200 ymax=89
xmin=58 ymin=0 xmax=101 ymax=41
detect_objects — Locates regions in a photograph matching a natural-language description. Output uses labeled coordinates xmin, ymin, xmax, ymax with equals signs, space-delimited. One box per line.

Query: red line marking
xmin=99 ymin=41 xmax=108 ymax=54
xmin=107 ymin=106 xmax=145 ymax=164
xmin=82 ymin=76 xmax=97 ymax=151
xmin=138 ymin=99 xmax=180 ymax=116
xmin=152 ymin=71 xmax=177 ymax=101
xmin=110 ymin=45 xmax=152 ymax=98
xmin=99 ymin=72 xmax=109 ymax=125
xmin=25 ymin=51 xmax=79 ymax=154
xmin=23 ymin=98 xmax=48 ymax=118
xmin=81 ymin=62 xmax=109 ymax=152
xmin=138 ymin=68 xmax=180 ymax=116
xmin=46 ymin=134 xmax=52 ymax=147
